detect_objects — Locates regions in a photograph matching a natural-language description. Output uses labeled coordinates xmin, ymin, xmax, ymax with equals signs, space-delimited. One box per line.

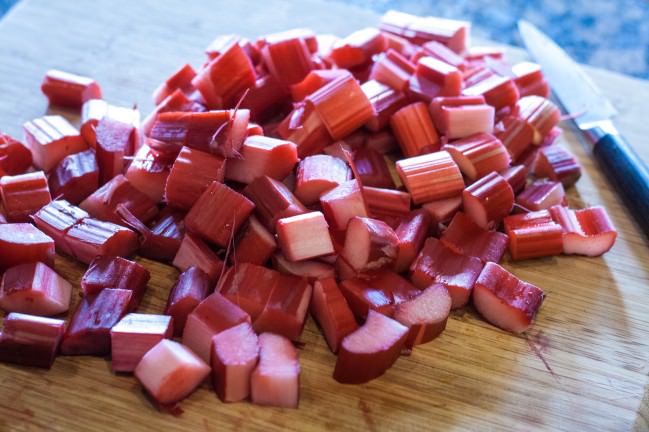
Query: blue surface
xmin=1 ymin=0 xmax=647 ymax=79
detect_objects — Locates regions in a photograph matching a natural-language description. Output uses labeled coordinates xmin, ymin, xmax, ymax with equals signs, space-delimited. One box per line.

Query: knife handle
xmin=593 ymin=133 xmax=649 ymax=239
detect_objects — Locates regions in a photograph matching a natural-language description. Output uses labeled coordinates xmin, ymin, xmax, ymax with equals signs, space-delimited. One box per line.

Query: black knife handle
xmin=593 ymin=133 xmax=649 ymax=239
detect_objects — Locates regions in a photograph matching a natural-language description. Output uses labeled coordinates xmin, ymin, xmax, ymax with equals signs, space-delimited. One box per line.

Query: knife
xmin=518 ymin=20 xmax=649 ymax=240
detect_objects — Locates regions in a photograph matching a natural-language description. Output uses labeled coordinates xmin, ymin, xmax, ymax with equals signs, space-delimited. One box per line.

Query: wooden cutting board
xmin=1 ymin=0 xmax=648 ymax=431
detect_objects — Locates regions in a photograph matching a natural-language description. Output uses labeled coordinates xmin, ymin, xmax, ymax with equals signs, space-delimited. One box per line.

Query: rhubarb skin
xmin=64 ymin=217 xmax=139 ymax=264
xmin=421 ymin=195 xmax=462 ymax=224
xmin=390 ymin=102 xmax=440 ymax=157
xmin=125 ymin=144 xmax=173 ymax=203
xmin=0 ymin=171 xmax=52 ymax=222
xmin=134 ymin=339 xmax=211 ymax=406
xmin=271 ymin=253 xmax=336 ymax=283
xmin=0 ymin=133 xmax=32 ymax=176
xmin=139 ymin=209 xmax=185 ymax=262
xmin=517 ymin=180 xmax=565 ymax=211
xmin=211 ymin=322 xmax=259 ymax=402
xmin=363 ymin=186 xmax=411 ymax=228
xmin=61 ymin=288 xmax=133 ymax=355
xmin=369 ymin=49 xmax=415 ymax=92
xmin=185 ymin=181 xmax=255 ymax=248
xmin=95 ymin=117 xmax=135 ymax=184
xmin=500 ymin=164 xmax=528 ymax=194
xmin=217 ymin=263 xmax=278 ymax=321
xmin=430 ymin=96 xmax=494 ymax=140
xmin=462 ymin=171 xmax=514 ymax=229
xmin=243 ymin=176 xmax=308 ymax=233
xmin=261 ymin=33 xmax=314 ymax=90
xmin=172 ymin=233 xmax=224 ymax=282
xmin=444 ymin=133 xmax=511 ymax=182
xmin=279 ymin=101 xmax=333 ymax=158
xmin=414 ymin=56 xmax=463 ymax=97
xmin=81 ymin=99 xmax=141 ymax=148
xmin=294 ymin=154 xmax=352 ymax=205
xmin=380 ymin=10 xmax=469 ymax=53
xmin=310 ymin=278 xmax=358 ymax=353
xmin=240 ymin=74 xmax=291 ymax=122
xmin=182 ymin=292 xmax=251 ymax=362
xmin=164 ymin=146 xmax=226 ymax=211
xmin=462 ymin=75 xmax=520 ymax=111
xmin=0 ymin=223 xmax=55 ymax=271
xmin=40 ymin=69 xmax=102 ymax=109
xmin=396 ymin=151 xmax=465 ymax=204
xmin=504 ymin=210 xmax=564 ymax=260
xmin=80 ymin=256 xmax=150 ymax=310
xmin=342 ymin=216 xmax=399 ymax=272
xmin=354 ymin=147 xmax=394 ymax=189
xmin=32 ymin=200 xmax=89 ymax=256
xmin=290 ymin=69 xmax=352 ymax=102
xmin=110 ymin=313 xmax=173 ymax=372
xmin=339 ymin=271 xmax=419 ymax=319
xmin=393 ymin=283 xmax=452 ymax=348
xmin=333 ymin=309 xmax=408 ymax=384
xmin=0 ymin=313 xmax=65 ymax=369
xmin=331 ymin=27 xmax=386 ymax=68
xmin=23 ymin=115 xmax=88 ymax=172
xmin=319 ymin=180 xmax=368 ymax=231
xmin=533 ymin=145 xmax=582 ymax=187
xmin=441 ymin=212 xmax=509 ymax=263
xmin=165 ymin=267 xmax=211 ymax=336
xmin=233 ymin=216 xmax=277 ymax=265
xmin=361 ymin=80 xmax=409 ymax=132
xmin=495 ymin=114 xmax=535 ymax=161
xmin=410 ymin=237 xmax=484 ymax=309
xmin=152 ymin=63 xmax=197 ymax=105
xmin=48 ymin=149 xmax=99 ymax=204
xmin=224 ymin=135 xmax=298 ymax=184
xmin=394 ymin=209 xmax=432 ymax=273
xmin=0 ymin=262 xmax=72 ymax=316
xmin=550 ymin=205 xmax=618 ymax=256
xmin=419 ymin=40 xmax=467 ymax=70
xmin=473 ymin=262 xmax=544 ymax=333
xmin=516 ymin=96 xmax=561 ymax=145
xmin=276 ymin=211 xmax=335 ymax=262
xmin=142 ymin=90 xmax=205 ymax=137
xmin=251 ymin=333 xmax=300 ymax=408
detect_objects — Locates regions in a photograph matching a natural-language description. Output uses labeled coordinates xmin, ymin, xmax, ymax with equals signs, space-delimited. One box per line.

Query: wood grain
xmin=1 ymin=1 xmax=649 ymax=431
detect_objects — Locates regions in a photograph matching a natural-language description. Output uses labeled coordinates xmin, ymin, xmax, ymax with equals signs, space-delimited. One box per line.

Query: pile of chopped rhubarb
xmin=0 ymin=10 xmax=618 ymax=411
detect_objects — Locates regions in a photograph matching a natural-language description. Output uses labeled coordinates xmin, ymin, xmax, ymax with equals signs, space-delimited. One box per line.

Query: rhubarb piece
xmin=444 ymin=133 xmax=511 ymax=182
xmin=278 ymin=99 xmax=333 ymax=158
xmin=135 ymin=339 xmax=210 ymax=406
xmin=517 ymin=180 xmax=565 ymax=211
xmin=0 ymin=262 xmax=72 ymax=316
xmin=441 ymin=212 xmax=508 ymax=262
xmin=504 ymin=209 xmax=564 ymax=260
xmin=241 ymin=74 xmax=290 ymax=122
xmin=206 ymin=34 xmax=261 ymax=61
xmin=0 ymin=133 xmax=32 ymax=176
xmin=138 ymin=209 xmax=185 ymax=261
xmin=64 ymin=218 xmax=138 ymax=264
xmin=142 ymin=90 xmax=205 ymax=136
xmin=342 ymin=216 xmax=399 ymax=272
xmin=95 ymin=117 xmax=135 ymax=184
xmin=111 ymin=313 xmax=173 ymax=372
xmin=0 ymin=171 xmax=52 ymax=222
xmin=382 ymin=31 xmax=417 ymax=58
xmin=333 ymin=309 xmax=407 ymax=384
xmin=61 ymin=288 xmax=132 ymax=355
xmin=233 ymin=216 xmax=277 ymax=265
xmin=533 ymin=145 xmax=582 ymax=187
xmin=40 ymin=69 xmax=102 ymax=109
xmin=225 ymin=135 xmax=298 ymax=184
xmin=354 ymin=147 xmax=394 ymax=189
xmin=319 ymin=180 xmax=368 ymax=231
xmin=80 ymin=174 xmax=158 ymax=225
xmin=331 ymin=27 xmax=385 ymax=68
xmin=396 ymin=151 xmax=464 ymax=204
xmin=173 ymin=233 xmax=223 ymax=282
xmin=153 ymin=63 xmax=197 ymax=105
xmin=0 ymin=223 xmax=55 ymax=271
xmin=430 ymin=95 xmax=494 ymax=140
xmin=185 ymin=181 xmax=255 ymax=247
xmin=305 ymin=74 xmax=374 ymax=141
xmin=0 ymin=313 xmax=65 ymax=368
xmin=211 ymin=322 xmax=259 ymax=402
xmin=393 ymin=283 xmax=451 ymax=348
xmin=463 ymin=75 xmax=520 ymax=111
xmin=369 ymin=49 xmax=415 ymax=92
xmin=394 ymin=209 xmax=432 ymax=272
xmin=243 ymin=176 xmax=308 ymax=232
xmin=415 ymin=56 xmax=463 ymax=96
xmin=495 ymin=114 xmax=535 ymax=162
xmin=380 ymin=10 xmax=470 ymax=53
xmin=362 ymin=80 xmax=409 ymax=132
xmin=164 ymin=267 xmax=211 ymax=336
xmin=23 ymin=115 xmax=87 ymax=172
xmin=261 ymin=32 xmax=314 ymax=90
xmin=473 ymin=262 xmax=544 ymax=333
xmin=294 ymin=155 xmax=351 ymax=205
xmin=500 ymin=164 xmax=528 ymax=194
xmin=192 ymin=39 xmax=256 ymax=109
xmin=390 ymin=102 xmax=439 ymax=157
xmin=512 ymin=62 xmax=550 ymax=98
xmin=363 ymin=186 xmax=411 ymax=227
xmin=516 ymin=96 xmax=561 ymax=145
xmin=310 ymin=278 xmax=358 ymax=353
xmin=32 ymin=200 xmax=88 ymax=255
xmin=290 ymin=69 xmax=352 ymax=102
xmin=463 ymin=171 xmax=514 ymax=229
xmin=418 ymin=40 xmax=467 ymax=69
xmin=182 ymin=292 xmax=251 ymax=362
xmin=410 ymin=237 xmax=483 ymax=309
xmin=251 ymin=333 xmax=300 ymax=408
xmin=271 ymin=253 xmax=335 ymax=281
xmin=276 ymin=212 xmax=334 ymax=261
xmin=217 ymin=263 xmax=277 ymax=320
xmin=339 ymin=271 xmax=419 ymax=318
xmin=125 ymin=144 xmax=173 ymax=202
xmin=549 ymin=205 xmax=617 ymax=256
xmin=81 ymin=99 xmax=140 ymax=148
xmin=48 ymin=150 xmax=99 ymax=204
xmin=80 ymin=256 xmax=150 ymax=310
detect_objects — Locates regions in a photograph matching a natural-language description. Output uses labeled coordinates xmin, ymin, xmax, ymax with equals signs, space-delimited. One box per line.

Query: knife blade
xmin=519 ymin=20 xmax=649 ymax=240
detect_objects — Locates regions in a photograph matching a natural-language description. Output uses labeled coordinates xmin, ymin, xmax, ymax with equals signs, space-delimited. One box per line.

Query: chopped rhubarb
xmin=48 ymin=149 xmax=99 ymax=204
xmin=233 ymin=216 xmax=277 ymax=265
xmin=393 ymin=283 xmax=451 ymax=348
xmin=125 ymin=144 xmax=173 ymax=202
xmin=61 ymin=288 xmax=132 ymax=355
xmin=241 ymin=74 xmax=291 ymax=122
xmin=512 ymin=62 xmax=549 ymax=98
xmin=23 ymin=115 xmax=87 ymax=172
xmin=310 ymin=278 xmax=358 ymax=353
xmin=142 ymin=90 xmax=205 ymax=137
xmin=380 ymin=10 xmax=470 ymax=53
xmin=517 ymin=180 xmax=565 ymax=211
xmin=153 ymin=63 xmax=197 ymax=105
xmin=32 ymin=200 xmax=88 ymax=255
xmin=95 ymin=117 xmax=135 ymax=184
xmin=549 ymin=205 xmax=618 ymax=256
xmin=261 ymin=33 xmax=314 ymax=90
xmin=415 ymin=56 xmax=463 ymax=97
xmin=206 ymin=34 xmax=261 ymax=61
xmin=0 ymin=262 xmax=72 ymax=316
xmin=516 ymin=96 xmax=561 ymax=145
xmin=0 ymin=171 xmax=52 ymax=222
xmin=225 ymin=135 xmax=298 ymax=184
xmin=0 ymin=223 xmax=54 ymax=271
xmin=430 ymin=95 xmax=495 ymax=140
xmin=421 ymin=195 xmax=462 ymax=224
xmin=473 ymin=262 xmax=544 ymax=333
xmin=182 ymin=292 xmax=251 ymax=362
xmin=81 ymin=99 xmax=140 ymax=148
xmin=40 ymin=69 xmax=102 ymax=109
xmin=339 ymin=271 xmax=419 ymax=318
xmin=0 ymin=133 xmax=32 ymax=176
xmin=418 ymin=40 xmax=467 ymax=69
xmin=462 ymin=75 xmax=520 ymax=111
xmin=504 ymin=209 xmax=564 ymax=260
xmin=64 ymin=217 xmax=138 ymax=264
xmin=217 ymin=263 xmax=277 ymax=320
xmin=319 ymin=180 xmax=368 ymax=231
xmin=165 ymin=267 xmax=211 ymax=336
xmin=279 ymin=101 xmax=333 ymax=157
xmin=334 ymin=309 xmax=408 ymax=384
xmin=290 ymin=69 xmax=352 ymax=102
xmin=331 ymin=27 xmax=386 ymax=69
xmin=138 ymin=208 xmax=185 ymax=261
xmin=499 ymin=164 xmax=528 ymax=194
xmin=294 ymin=154 xmax=351 ymax=205
xmin=444 ymin=132 xmax=511 ymax=181
xmin=494 ymin=114 xmax=535 ymax=161
xmin=276 ymin=211 xmax=334 ymax=261
xmin=134 ymin=339 xmax=210 ymax=406
xmin=173 ymin=233 xmax=224 ymax=282
xmin=110 ymin=313 xmax=173 ymax=372
xmin=362 ymin=186 xmax=410 ymax=226
xmin=362 ymin=80 xmax=409 ymax=132
xmin=394 ymin=209 xmax=432 ymax=272
xmin=410 ymin=237 xmax=484 ymax=309
xmin=353 ymin=147 xmax=394 ymax=189
xmin=211 ymin=322 xmax=259 ymax=402
xmin=251 ymin=333 xmax=300 ymax=408
xmin=80 ymin=256 xmax=150 ymax=310
xmin=0 ymin=313 xmax=65 ymax=369
xmin=533 ymin=145 xmax=582 ymax=187
xmin=244 ymin=176 xmax=308 ymax=232
xmin=441 ymin=212 xmax=508 ymax=262
xmin=342 ymin=216 xmax=399 ymax=272
xmin=463 ymin=171 xmax=514 ymax=229
xmin=369 ymin=49 xmax=415 ymax=92
xmin=396 ymin=151 xmax=464 ymax=204
xmin=271 ymin=253 xmax=335 ymax=281
xmin=382 ymin=31 xmax=417 ymax=58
